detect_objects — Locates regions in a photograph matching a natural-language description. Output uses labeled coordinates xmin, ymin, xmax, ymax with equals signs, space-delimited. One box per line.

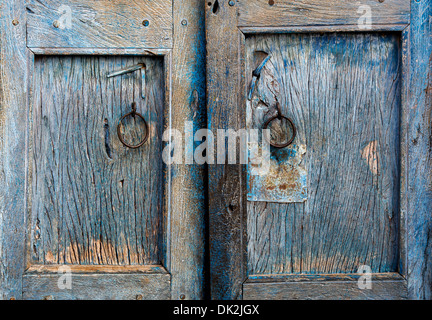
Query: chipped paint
xmin=361 ymin=141 xmax=380 ymax=175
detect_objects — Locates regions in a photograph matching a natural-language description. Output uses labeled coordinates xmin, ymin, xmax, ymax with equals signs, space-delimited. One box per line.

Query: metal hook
xmin=107 ymin=63 xmax=146 ymax=100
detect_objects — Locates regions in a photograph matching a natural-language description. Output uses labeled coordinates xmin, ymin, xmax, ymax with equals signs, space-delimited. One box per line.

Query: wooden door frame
xmin=0 ymin=0 xmax=206 ymax=300
xmin=206 ymin=0 xmax=432 ymax=300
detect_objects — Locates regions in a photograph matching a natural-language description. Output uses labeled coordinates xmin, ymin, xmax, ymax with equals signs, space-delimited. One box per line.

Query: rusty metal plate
xmin=247 ymin=143 xmax=307 ymax=203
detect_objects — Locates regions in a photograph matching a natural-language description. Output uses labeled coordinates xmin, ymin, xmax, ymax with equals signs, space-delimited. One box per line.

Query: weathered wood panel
xmin=244 ymin=273 xmax=407 ymax=300
xmin=0 ymin=0 xmax=28 ymax=300
xmin=27 ymin=0 xmax=173 ymax=49
xmin=206 ymin=0 xmax=248 ymax=299
xmin=238 ymin=0 xmax=409 ymax=29
xmin=406 ymin=0 xmax=432 ymax=300
xmin=246 ymin=33 xmax=401 ymax=275
xmin=23 ymin=265 xmax=170 ymax=300
xmin=30 ymin=55 xmax=165 ymax=265
xmin=168 ymin=0 xmax=207 ymax=300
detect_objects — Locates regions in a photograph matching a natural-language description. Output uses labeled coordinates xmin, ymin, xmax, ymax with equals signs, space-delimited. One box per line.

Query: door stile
xmin=405 ymin=0 xmax=432 ymax=299
xmin=206 ymin=0 xmax=248 ymax=300
xmin=0 ymin=0 xmax=29 ymax=300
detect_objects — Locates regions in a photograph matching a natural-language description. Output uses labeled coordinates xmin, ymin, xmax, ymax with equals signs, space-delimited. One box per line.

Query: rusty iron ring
xmin=117 ymin=102 xmax=149 ymax=149
xmin=263 ymin=102 xmax=297 ymax=148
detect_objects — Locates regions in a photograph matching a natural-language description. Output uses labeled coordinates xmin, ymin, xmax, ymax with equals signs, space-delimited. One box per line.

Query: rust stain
xmin=248 ymin=144 xmax=307 ymax=203
xmin=361 ymin=141 xmax=380 ymax=175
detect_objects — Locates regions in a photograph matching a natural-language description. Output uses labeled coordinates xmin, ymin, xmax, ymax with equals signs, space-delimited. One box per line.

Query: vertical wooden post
xmin=170 ymin=0 xmax=207 ymax=300
xmin=0 ymin=0 xmax=28 ymax=300
xmin=206 ymin=0 xmax=248 ymax=299
xmin=407 ymin=0 xmax=432 ymax=300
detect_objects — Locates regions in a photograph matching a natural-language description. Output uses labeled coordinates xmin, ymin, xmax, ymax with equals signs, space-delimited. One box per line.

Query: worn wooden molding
xmin=28 ymin=48 xmax=171 ymax=56
xmin=243 ymin=273 xmax=407 ymax=300
xmin=27 ymin=0 xmax=173 ymax=49
xmin=237 ymin=0 xmax=410 ymax=29
xmin=26 ymin=265 xmax=168 ymax=274
xmin=239 ymin=24 xmax=409 ymax=34
xmin=23 ymin=265 xmax=170 ymax=300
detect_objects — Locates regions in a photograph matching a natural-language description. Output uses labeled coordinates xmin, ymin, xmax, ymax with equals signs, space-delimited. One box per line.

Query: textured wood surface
xmin=23 ymin=267 xmax=170 ymax=300
xmin=246 ymin=33 xmax=401 ymax=275
xmin=243 ymin=274 xmax=407 ymax=300
xmin=168 ymin=0 xmax=207 ymax=300
xmin=30 ymin=55 xmax=164 ymax=266
xmin=0 ymin=0 xmax=28 ymax=300
xmin=238 ymin=0 xmax=409 ymax=29
xmin=206 ymin=0 xmax=248 ymax=300
xmin=406 ymin=0 xmax=432 ymax=300
xmin=27 ymin=0 xmax=173 ymax=49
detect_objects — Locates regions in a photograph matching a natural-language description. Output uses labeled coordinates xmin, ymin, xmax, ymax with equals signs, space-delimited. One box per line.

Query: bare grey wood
xmin=168 ymin=0 xmax=207 ymax=300
xmin=23 ymin=265 xmax=170 ymax=300
xmin=238 ymin=0 xmax=409 ymax=29
xmin=243 ymin=274 xmax=407 ymax=300
xmin=27 ymin=0 xmax=173 ymax=49
xmin=0 ymin=0 xmax=28 ymax=300
xmin=30 ymin=55 xmax=165 ymax=266
xmin=246 ymin=33 xmax=401 ymax=275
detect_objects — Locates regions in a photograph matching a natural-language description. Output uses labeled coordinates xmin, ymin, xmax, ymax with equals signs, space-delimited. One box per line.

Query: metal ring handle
xmin=117 ymin=102 xmax=149 ymax=149
xmin=263 ymin=103 xmax=297 ymax=148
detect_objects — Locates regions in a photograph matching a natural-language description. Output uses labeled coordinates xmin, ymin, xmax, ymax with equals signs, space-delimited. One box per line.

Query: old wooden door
xmin=0 ymin=0 xmax=206 ymax=300
xmin=206 ymin=0 xmax=432 ymax=300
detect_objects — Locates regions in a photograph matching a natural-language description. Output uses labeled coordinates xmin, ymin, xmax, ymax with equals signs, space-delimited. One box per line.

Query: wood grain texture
xmin=0 ymin=0 xmax=28 ymax=300
xmin=206 ymin=0 xmax=248 ymax=299
xmin=27 ymin=0 xmax=173 ymax=49
xmin=30 ymin=55 xmax=165 ymax=266
xmin=168 ymin=0 xmax=207 ymax=300
xmin=406 ymin=0 xmax=432 ymax=300
xmin=246 ymin=33 xmax=401 ymax=275
xmin=237 ymin=0 xmax=409 ymax=29
xmin=23 ymin=269 xmax=170 ymax=300
xmin=243 ymin=274 xmax=407 ymax=300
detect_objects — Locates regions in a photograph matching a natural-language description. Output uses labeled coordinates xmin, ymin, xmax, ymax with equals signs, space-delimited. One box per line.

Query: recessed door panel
xmin=246 ymin=33 xmax=401 ymax=275
xmin=30 ymin=55 xmax=165 ymax=266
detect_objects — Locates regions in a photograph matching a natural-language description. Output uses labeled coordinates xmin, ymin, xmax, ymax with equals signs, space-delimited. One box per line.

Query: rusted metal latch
xmin=107 ymin=63 xmax=146 ymax=100
xmin=117 ymin=102 xmax=149 ymax=149
xmin=263 ymin=102 xmax=297 ymax=148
